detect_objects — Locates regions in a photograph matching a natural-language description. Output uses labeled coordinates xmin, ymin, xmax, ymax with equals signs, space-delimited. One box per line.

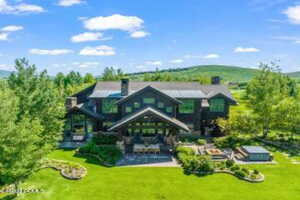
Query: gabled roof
xmin=207 ymin=91 xmax=237 ymax=104
xmin=108 ymin=107 xmax=190 ymax=132
xmin=88 ymin=81 xmax=235 ymax=101
xmin=67 ymin=103 xmax=103 ymax=120
xmin=116 ymin=85 xmax=182 ymax=105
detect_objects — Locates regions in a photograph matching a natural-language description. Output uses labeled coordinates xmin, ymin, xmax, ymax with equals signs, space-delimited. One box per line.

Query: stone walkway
xmin=116 ymin=154 xmax=180 ymax=167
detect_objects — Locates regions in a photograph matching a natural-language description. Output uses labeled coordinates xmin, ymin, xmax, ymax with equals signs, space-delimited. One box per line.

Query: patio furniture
xmin=133 ymin=144 xmax=160 ymax=154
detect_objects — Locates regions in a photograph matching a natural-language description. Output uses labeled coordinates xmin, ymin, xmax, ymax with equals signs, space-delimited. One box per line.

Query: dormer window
xmin=143 ymin=98 xmax=155 ymax=104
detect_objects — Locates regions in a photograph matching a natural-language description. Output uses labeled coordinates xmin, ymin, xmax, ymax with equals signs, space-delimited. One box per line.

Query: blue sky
xmin=0 ymin=0 xmax=300 ymax=75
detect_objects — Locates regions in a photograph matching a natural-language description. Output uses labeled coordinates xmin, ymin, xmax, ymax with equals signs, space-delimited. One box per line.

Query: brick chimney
xmin=66 ymin=97 xmax=77 ymax=110
xmin=121 ymin=78 xmax=129 ymax=96
xmin=211 ymin=76 xmax=221 ymax=85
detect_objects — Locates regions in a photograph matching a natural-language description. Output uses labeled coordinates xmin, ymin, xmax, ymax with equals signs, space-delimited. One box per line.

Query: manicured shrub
xmin=196 ymin=156 xmax=214 ymax=174
xmin=225 ymin=159 xmax=235 ymax=168
xmin=241 ymin=168 xmax=250 ymax=175
xmin=214 ymin=135 xmax=254 ymax=148
xmin=250 ymin=173 xmax=258 ymax=180
xmin=197 ymin=139 xmax=206 ymax=145
xmin=176 ymin=146 xmax=195 ymax=156
xmin=214 ymin=161 xmax=225 ymax=169
xmin=230 ymin=165 xmax=240 ymax=172
xmin=253 ymin=169 xmax=260 ymax=175
xmin=178 ymin=135 xmax=199 ymax=143
xmin=92 ymin=134 xmax=118 ymax=145
xmin=78 ymin=141 xmax=122 ymax=165
xmin=178 ymin=153 xmax=214 ymax=175
xmin=234 ymin=170 xmax=247 ymax=178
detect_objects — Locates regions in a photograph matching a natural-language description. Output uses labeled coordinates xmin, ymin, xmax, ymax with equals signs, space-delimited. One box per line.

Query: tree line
xmin=217 ymin=63 xmax=300 ymax=139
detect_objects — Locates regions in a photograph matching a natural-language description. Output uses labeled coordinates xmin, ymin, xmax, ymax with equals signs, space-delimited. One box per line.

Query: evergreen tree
xmin=8 ymin=58 xmax=65 ymax=152
xmin=0 ymin=83 xmax=43 ymax=193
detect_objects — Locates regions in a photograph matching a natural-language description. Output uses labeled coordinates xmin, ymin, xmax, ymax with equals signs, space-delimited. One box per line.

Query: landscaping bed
xmin=76 ymin=140 xmax=122 ymax=166
xmin=41 ymin=159 xmax=87 ymax=180
xmin=175 ymin=146 xmax=264 ymax=183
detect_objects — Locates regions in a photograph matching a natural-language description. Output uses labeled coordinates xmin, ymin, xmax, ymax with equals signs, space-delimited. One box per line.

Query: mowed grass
xmin=2 ymin=150 xmax=298 ymax=200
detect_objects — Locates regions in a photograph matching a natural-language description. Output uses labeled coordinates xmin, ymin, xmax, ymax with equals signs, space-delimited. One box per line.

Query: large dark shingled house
xmin=65 ymin=77 xmax=236 ymax=152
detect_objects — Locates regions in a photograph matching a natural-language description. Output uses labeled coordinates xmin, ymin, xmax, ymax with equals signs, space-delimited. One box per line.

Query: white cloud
xmin=83 ymin=14 xmax=144 ymax=32
xmin=234 ymin=47 xmax=260 ymax=53
xmin=0 ymin=0 xmax=44 ymax=14
xmin=58 ymin=0 xmax=85 ymax=7
xmin=29 ymin=49 xmax=74 ymax=55
xmin=72 ymin=61 xmax=99 ymax=68
xmin=0 ymin=33 xmax=8 ymax=41
xmin=203 ymin=54 xmax=220 ymax=59
xmin=283 ymin=5 xmax=300 ymax=24
xmin=146 ymin=61 xmax=162 ymax=66
xmin=130 ymin=31 xmax=149 ymax=38
xmin=0 ymin=64 xmax=13 ymax=71
xmin=273 ymin=36 xmax=300 ymax=44
xmin=184 ymin=54 xmax=202 ymax=59
xmin=79 ymin=45 xmax=116 ymax=56
xmin=1 ymin=25 xmax=23 ymax=32
xmin=71 ymin=32 xmax=111 ymax=43
xmin=169 ymin=59 xmax=183 ymax=64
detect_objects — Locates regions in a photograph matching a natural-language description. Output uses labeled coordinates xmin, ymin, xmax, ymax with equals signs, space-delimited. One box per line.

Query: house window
xmin=166 ymin=106 xmax=173 ymax=113
xmin=125 ymin=106 xmax=132 ymax=113
xmin=209 ymin=98 xmax=225 ymax=112
xmin=134 ymin=102 xmax=141 ymax=109
xmin=157 ymin=129 xmax=164 ymax=134
xmin=179 ymin=99 xmax=195 ymax=114
xmin=158 ymin=102 xmax=164 ymax=108
xmin=103 ymin=121 xmax=113 ymax=128
xmin=142 ymin=128 xmax=156 ymax=135
xmin=102 ymin=99 xmax=118 ymax=114
xmin=87 ymin=119 xmax=94 ymax=133
xmin=143 ymin=98 xmax=155 ymax=104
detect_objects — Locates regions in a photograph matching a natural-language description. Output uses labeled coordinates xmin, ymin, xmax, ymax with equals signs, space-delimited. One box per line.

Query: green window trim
xmin=166 ymin=106 xmax=173 ymax=113
xmin=125 ymin=106 xmax=132 ymax=113
xmin=102 ymin=99 xmax=118 ymax=114
xmin=209 ymin=98 xmax=225 ymax=112
xmin=179 ymin=99 xmax=195 ymax=114
xmin=143 ymin=98 xmax=155 ymax=104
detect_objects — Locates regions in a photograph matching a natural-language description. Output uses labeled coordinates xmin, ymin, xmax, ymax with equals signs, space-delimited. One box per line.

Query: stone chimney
xmin=66 ymin=97 xmax=77 ymax=110
xmin=211 ymin=76 xmax=221 ymax=85
xmin=121 ymin=78 xmax=129 ymax=96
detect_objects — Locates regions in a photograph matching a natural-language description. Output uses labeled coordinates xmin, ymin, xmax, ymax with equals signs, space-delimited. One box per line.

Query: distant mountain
xmin=286 ymin=71 xmax=300 ymax=79
xmin=0 ymin=70 xmax=11 ymax=78
xmin=129 ymin=65 xmax=261 ymax=82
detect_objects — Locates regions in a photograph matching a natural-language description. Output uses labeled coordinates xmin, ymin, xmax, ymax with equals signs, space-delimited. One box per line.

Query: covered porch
xmin=108 ymin=107 xmax=190 ymax=154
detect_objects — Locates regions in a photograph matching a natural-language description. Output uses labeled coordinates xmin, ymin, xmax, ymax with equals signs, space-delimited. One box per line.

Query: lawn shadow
xmin=73 ymin=153 xmax=114 ymax=168
xmin=0 ymin=194 xmax=16 ymax=200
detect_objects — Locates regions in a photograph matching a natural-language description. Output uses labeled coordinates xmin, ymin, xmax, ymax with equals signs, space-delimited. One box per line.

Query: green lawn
xmin=2 ymin=150 xmax=298 ymax=200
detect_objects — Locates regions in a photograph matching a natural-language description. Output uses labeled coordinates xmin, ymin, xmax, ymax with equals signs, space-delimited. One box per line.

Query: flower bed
xmin=175 ymin=146 xmax=264 ymax=183
xmin=214 ymin=169 xmax=264 ymax=183
xmin=41 ymin=159 xmax=87 ymax=180
xmin=214 ymin=160 xmax=264 ymax=182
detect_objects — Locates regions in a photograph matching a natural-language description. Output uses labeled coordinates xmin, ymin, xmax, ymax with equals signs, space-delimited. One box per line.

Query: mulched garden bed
xmin=41 ymin=159 xmax=87 ymax=180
